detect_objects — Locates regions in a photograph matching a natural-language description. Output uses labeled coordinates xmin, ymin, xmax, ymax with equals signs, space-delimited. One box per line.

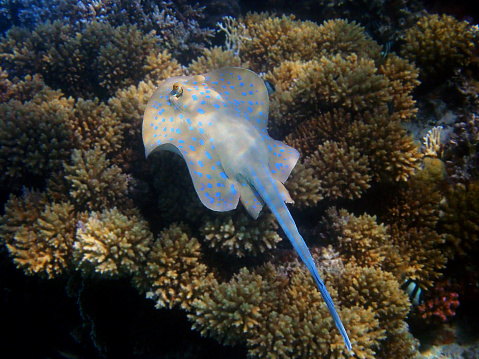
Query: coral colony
xmin=1 ymin=2 xmax=478 ymax=358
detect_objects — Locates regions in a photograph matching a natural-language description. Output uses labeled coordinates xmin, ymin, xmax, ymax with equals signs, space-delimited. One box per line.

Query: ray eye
xmin=171 ymin=83 xmax=183 ymax=98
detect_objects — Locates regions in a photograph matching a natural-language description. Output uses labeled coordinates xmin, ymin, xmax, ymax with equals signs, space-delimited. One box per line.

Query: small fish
xmin=401 ymin=279 xmax=422 ymax=305
xmin=142 ymin=67 xmax=352 ymax=350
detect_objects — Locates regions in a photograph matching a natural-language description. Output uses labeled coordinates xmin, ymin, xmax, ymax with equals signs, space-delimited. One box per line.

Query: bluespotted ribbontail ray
xmin=142 ymin=67 xmax=352 ymax=350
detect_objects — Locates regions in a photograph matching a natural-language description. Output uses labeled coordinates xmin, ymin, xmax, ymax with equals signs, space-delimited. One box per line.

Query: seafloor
xmin=0 ymin=1 xmax=478 ymax=358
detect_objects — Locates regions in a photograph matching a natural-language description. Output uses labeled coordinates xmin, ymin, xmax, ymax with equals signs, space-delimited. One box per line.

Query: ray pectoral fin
xmin=250 ymin=165 xmax=352 ymax=351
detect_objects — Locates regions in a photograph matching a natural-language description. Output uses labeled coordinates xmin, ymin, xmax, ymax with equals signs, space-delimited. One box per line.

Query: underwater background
xmin=0 ymin=0 xmax=478 ymax=358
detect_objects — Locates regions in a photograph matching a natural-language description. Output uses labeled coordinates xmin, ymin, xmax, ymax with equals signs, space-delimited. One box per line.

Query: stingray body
xmin=142 ymin=67 xmax=352 ymax=350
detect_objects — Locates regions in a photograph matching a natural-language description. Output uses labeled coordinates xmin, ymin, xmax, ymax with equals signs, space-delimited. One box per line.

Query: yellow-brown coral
xmin=63 ymin=147 xmax=131 ymax=212
xmin=325 ymin=208 xmax=391 ymax=268
xmin=189 ymin=259 xmax=393 ymax=358
xmin=0 ymin=20 xmax=158 ymax=99
xmin=188 ymin=46 xmax=247 ymax=75
xmin=137 ymin=223 xmax=213 ymax=311
xmin=6 ymin=202 xmax=78 ymax=278
xmin=0 ymin=188 xmax=49 ymax=247
xmin=284 ymin=162 xmax=323 ymax=208
xmin=69 ymin=98 xmax=125 ymax=156
xmin=200 ymin=212 xmax=282 ymax=257
xmin=401 ymin=13 xmax=477 ymax=80
xmin=189 ymin=267 xmax=266 ymax=345
xmin=307 ymin=141 xmax=371 ymax=200
xmin=74 ymin=207 xmax=153 ymax=276
xmin=440 ymin=181 xmax=479 ymax=257
xmin=0 ymin=90 xmax=74 ymax=189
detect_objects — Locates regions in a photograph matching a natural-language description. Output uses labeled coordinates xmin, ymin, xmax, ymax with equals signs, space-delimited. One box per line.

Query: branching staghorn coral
xmin=284 ymin=107 xmax=422 ymax=201
xmin=267 ymin=55 xmax=392 ymax=134
xmin=345 ymin=109 xmax=422 ymax=182
xmin=270 ymin=264 xmax=385 ymax=359
xmin=136 ymin=223 xmax=213 ymax=311
xmin=6 ymin=202 xmax=78 ymax=278
xmin=0 ymin=90 xmax=74 ymax=189
xmin=236 ymin=13 xmax=321 ymax=74
xmin=187 ymin=46 xmax=247 ymax=75
xmin=384 ymin=179 xmax=442 ymax=229
xmin=63 ymin=147 xmax=131 ymax=212
xmin=1 ymin=0 xmax=215 ymax=64
xmin=189 ymin=265 xmax=283 ymax=347
xmin=306 ymin=141 xmax=371 ymax=200
xmin=143 ymin=49 xmax=185 ymax=83
xmin=284 ymin=161 xmax=323 ymax=208
xmin=324 ymin=205 xmax=446 ymax=290
xmin=387 ymin=224 xmax=446 ymax=289
xmin=325 ymin=208 xmax=392 ymax=269
xmin=69 ymin=98 xmax=124 ymax=156
xmin=440 ymin=181 xmax=479 ymax=257
xmin=0 ymin=188 xmax=49 ymax=247
xmin=377 ymin=54 xmax=420 ymax=121
xmin=0 ymin=20 xmax=158 ymax=99
xmin=74 ymin=207 xmax=153 ymax=277
xmin=332 ymin=263 xmax=419 ymax=359
xmin=200 ymin=211 xmax=282 ymax=257
xmin=401 ymin=13 xmax=477 ymax=80
xmin=189 ymin=259 xmax=399 ymax=358
xmin=0 ymin=68 xmax=50 ymax=103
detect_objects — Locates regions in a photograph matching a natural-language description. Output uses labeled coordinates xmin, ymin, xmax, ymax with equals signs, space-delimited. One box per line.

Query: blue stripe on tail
xmin=251 ymin=165 xmax=352 ymax=351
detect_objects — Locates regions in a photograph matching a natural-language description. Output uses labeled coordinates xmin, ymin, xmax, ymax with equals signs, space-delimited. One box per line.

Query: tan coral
xmin=0 ymin=91 xmax=74 ymax=189
xmin=189 ymin=267 xmax=270 ymax=345
xmin=345 ymin=109 xmax=422 ymax=182
xmin=440 ymin=181 xmax=479 ymax=257
xmin=239 ymin=13 xmax=321 ymax=73
xmin=307 ymin=141 xmax=371 ymax=200
xmin=69 ymin=98 xmax=124 ymax=156
xmin=387 ymin=224 xmax=446 ymax=288
xmin=189 ymin=259 xmax=392 ymax=358
xmin=6 ymin=202 xmax=78 ymax=278
xmin=0 ymin=189 xmax=49 ymax=247
xmin=0 ymin=20 xmax=158 ymax=99
xmin=188 ymin=46 xmax=248 ymax=75
xmin=401 ymin=13 xmax=477 ymax=79
xmin=325 ymin=208 xmax=392 ymax=268
xmin=285 ymin=108 xmax=353 ymax=158
xmin=378 ymin=54 xmax=420 ymax=121
xmin=268 ymin=55 xmax=392 ymax=135
xmin=284 ymin=161 xmax=323 ymax=208
xmin=144 ymin=49 xmax=185 ymax=83
xmin=74 ymin=207 xmax=153 ymax=276
xmin=315 ymin=19 xmax=382 ymax=60
xmin=200 ymin=212 xmax=282 ymax=257
xmin=139 ymin=223 xmax=213 ymax=311
xmin=63 ymin=147 xmax=131 ymax=211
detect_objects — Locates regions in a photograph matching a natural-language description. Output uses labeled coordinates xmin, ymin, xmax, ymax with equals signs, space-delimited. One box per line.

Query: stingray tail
xmin=250 ymin=164 xmax=352 ymax=351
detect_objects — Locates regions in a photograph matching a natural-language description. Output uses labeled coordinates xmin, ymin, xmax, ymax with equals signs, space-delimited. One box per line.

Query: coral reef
xmin=6 ymin=201 xmax=78 ymax=278
xmin=440 ymin=181 xmax=479 ymax=257
xmin=0 ymin=0 xmax=214 ymax=64
xmin=74 ymin=207 xmax=153 ymax=277
xmin=0 ymin=88 xmax=74 ymax=189
xmin=0 ymin=20 xmax=158 ymax=99
xmin=63 ymin=147 xmax=131 ymax=212
xmin=0 ymin=188 xmax=48 ymax=247
xmin=189 ymin=257 xmax=417 ymax=358
xmin=401 ymin=13 xmax=478 ymax=81
xmin=188 ymin=46 xmax=247 ymax=75
xmin=306 ymin=141 xmax=371 ymax=200
xmin=136 ymin=223 xmax=213 ymax=311
xmin=200 ymin=212 xmax=282 ymax=257
xmin=0 ymin=6 xmax=476 ymax=358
